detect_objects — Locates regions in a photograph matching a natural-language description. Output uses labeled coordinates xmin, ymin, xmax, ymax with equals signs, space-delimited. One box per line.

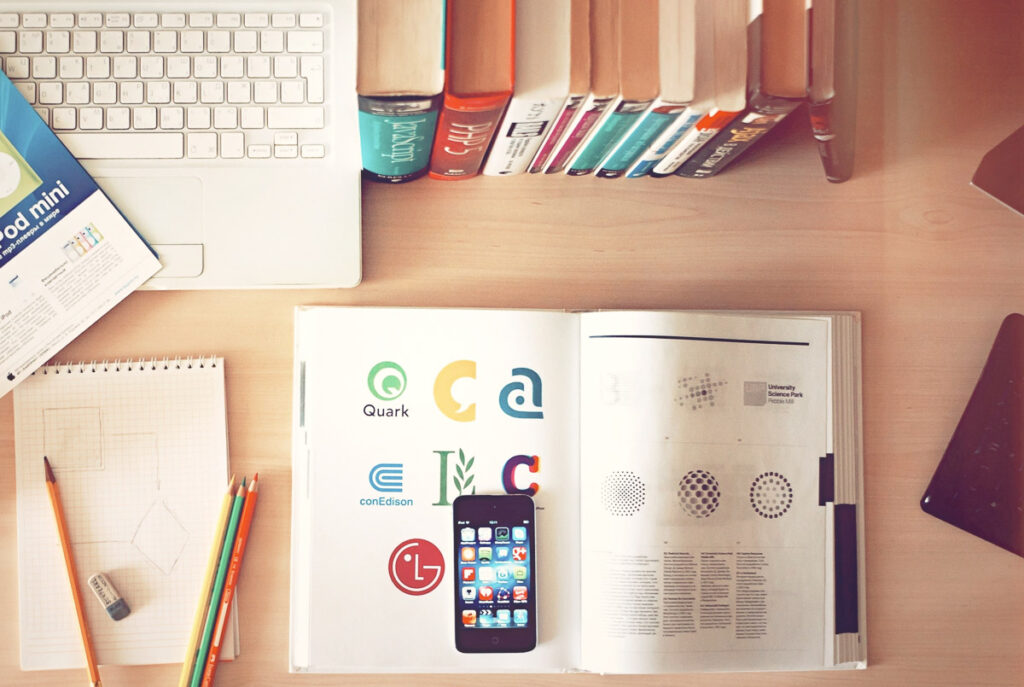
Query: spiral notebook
xmin=12 ymin=357 xmax=238 ymax=670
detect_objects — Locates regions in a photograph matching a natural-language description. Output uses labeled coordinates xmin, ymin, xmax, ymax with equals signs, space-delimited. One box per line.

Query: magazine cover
xmin=0 ymin=72 xmax=161 ymax=397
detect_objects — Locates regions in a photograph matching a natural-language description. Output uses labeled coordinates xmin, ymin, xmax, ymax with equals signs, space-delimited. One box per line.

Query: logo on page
xmin=368 ymin=463 xmax=403 ymax=492
xmin=368 ymin=361 xmax=407 ymax=400
xmin=388 ymin=539 xmax=445 ymax=596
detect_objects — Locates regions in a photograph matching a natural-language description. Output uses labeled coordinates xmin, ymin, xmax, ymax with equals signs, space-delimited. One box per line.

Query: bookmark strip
xmin=834 ymin=503 xmax=859 ymax=634
xmin=818 ymin=453 xmax=835 ymax=506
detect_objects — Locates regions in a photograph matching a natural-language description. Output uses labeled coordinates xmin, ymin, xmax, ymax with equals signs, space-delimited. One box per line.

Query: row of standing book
xmin=357 ymin=0 xmax=858 ymax=184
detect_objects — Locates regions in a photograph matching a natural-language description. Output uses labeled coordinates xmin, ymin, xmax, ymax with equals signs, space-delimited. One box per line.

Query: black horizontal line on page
xmin=588 ymin=335 xmax=810 ymax=347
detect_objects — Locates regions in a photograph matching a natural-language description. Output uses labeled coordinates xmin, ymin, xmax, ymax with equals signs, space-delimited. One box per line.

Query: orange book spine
xmin=428 ymin=0 xmax=515 ymax=179
xmin=429 ymin=94 xmax=512 ymax=179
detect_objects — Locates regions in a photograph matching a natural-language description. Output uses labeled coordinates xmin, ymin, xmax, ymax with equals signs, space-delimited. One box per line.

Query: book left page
xmin=0 ymin=73 xmax=161 ymax=397
xmin=291 ymin=307 xmax=581 ymax=672
xmin=13 ymin=358 xmax=234 ymax=668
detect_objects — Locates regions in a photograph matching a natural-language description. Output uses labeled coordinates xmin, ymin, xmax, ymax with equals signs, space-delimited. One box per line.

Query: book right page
xmin=578 ymin=311 xmax=832 ymax=673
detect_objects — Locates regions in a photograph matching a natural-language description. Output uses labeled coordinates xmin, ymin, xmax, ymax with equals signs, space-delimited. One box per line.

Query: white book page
xmin=292 ymin=307 xmax=580 ymax=672
xmin=578 ymin=311 xmax=831 ymax=673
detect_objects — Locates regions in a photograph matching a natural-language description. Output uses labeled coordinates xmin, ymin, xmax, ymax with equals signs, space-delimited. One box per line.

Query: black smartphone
xmin=452 ymin=494 xmax=537 ymax=653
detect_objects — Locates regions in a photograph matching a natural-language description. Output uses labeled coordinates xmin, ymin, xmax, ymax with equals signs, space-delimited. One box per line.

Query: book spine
xmin=543 ymin=94 xmax=617 ymax=174
xmin=528 ymin=93 xmax=585 ymax=173
xmin=596 ymin=101 xmax=689 ymax=179
xmin=358 ymin=95 xmax=443 ymax=183
xmin=428 ymin=94 xmax=512 ymax=179
xmin=482 ymin=95 xmax=567 ymax=176
xmin=675 ymin=95 xmax=799 ymax=179
xmin=566 ymin=98 xmax=651 ymax=176
xmin=809 ymin=100 xmax=848 ymax=182
xmin=624 ymin=108 xmax=702 ymax=178
xmin=650 ymin=109 xmax=738 ymax=176
xmin=812 ymin=0 xmax=858 ymax=183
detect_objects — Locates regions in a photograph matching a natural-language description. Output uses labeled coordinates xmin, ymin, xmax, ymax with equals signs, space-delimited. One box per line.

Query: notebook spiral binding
xmin=34 ymin=356 xmax=219 ymax=375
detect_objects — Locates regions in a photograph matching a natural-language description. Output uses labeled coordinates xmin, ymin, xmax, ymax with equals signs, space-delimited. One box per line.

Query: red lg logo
xmin=388 ymin=538 xmax=445 ymax=596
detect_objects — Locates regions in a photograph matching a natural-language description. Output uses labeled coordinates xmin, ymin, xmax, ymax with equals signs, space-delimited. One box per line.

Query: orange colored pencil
xmin=44 ymin=457 xmax=102 ymax=687
xmin=200 ymin=473 xmax=260 ymax=687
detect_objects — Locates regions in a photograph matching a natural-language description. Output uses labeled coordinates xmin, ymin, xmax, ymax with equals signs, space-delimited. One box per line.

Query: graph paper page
xmin=13 ymin=358 xmax=237 ymax=669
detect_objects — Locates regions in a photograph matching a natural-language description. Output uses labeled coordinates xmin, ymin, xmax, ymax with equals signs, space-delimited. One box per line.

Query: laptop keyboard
xmin=0 ymin=11 xmax=329 ymax=161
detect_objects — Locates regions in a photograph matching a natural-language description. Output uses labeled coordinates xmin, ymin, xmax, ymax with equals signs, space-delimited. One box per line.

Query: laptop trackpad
xmin=95 ymin=176 xmax=203 ymax=244
xmin=95 ymin=176 xmax=204 ymax=278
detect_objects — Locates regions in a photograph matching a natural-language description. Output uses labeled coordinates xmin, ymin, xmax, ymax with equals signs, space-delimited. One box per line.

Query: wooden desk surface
xmin=2 ymin=1 xmax=1023 ymax=685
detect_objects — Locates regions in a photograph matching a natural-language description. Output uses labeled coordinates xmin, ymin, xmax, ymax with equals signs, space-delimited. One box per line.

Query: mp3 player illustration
xmin=0 ymin=130 xmax=43 ymax=217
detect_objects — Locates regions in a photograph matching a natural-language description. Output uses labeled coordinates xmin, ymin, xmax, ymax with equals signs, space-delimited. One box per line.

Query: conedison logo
xmin=368 ymin=361 xmax=407 ymax=401
xmin=369 ymin=463 xmax=403 ymax=492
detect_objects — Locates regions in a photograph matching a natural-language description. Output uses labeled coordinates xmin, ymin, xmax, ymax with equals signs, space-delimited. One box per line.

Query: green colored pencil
xmin=189 ymin=478 xmax=246 ymax=687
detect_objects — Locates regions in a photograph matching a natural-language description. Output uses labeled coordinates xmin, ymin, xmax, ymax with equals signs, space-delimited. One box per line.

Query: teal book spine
xmin=596 ymin=103 xmax=687 ymax=179
xmin=625 ymin=110 xmax=702 ymax=178
xmin=358 ymin=95 xmax=443 ymax=183
xmin=566 ymin=100 xmax=651 ymax=176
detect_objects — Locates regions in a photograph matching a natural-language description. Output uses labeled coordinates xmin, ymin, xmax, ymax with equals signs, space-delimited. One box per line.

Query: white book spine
xmin=650 ymin=110 xmax=726 ymax=176
xmin=482 ymin=95 xmax=570 ymax=176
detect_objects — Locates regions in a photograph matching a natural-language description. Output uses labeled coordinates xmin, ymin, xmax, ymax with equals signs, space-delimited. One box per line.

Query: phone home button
xmin=490 ymin=636 xmax=501 ymax=646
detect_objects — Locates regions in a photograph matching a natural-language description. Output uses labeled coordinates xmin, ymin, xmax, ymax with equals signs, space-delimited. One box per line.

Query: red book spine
xmin=428 ymin=94 xmax=511 ymax=179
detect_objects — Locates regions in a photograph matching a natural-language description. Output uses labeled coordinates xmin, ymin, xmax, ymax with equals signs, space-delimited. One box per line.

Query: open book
xmin=290 ymin=307 xmax=865 ymax=673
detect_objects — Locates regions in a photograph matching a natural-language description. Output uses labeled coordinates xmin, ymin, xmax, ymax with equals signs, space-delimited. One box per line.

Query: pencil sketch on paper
xmin=43 ymin=406 xmax=103 ymax=470
xmin=132 ymin=500 xmax=190 ymax=575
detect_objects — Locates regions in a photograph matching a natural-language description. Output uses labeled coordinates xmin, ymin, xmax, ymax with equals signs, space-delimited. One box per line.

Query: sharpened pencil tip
xmin=44 ymin=456 xmax=55 ymax=483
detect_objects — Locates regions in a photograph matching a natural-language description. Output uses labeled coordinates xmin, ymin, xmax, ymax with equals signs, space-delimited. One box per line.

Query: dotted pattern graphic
xmin=676 ymin=373 xmax=727 ymax=410
xmin=678 ymin=470 xmax=721 ymax=518
xmin=600 ymin=471 xmax=646 ymax=517
xmin=750 ymin=472 xmax=794 ymax=519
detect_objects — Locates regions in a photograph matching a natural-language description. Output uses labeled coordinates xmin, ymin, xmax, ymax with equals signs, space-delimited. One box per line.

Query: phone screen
xmin=453 ymin=494 xmax=536 ymax=652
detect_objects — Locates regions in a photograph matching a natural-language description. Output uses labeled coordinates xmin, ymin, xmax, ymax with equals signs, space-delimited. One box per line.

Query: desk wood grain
xmin=2 ymin=1 xmax=1023 ymax=685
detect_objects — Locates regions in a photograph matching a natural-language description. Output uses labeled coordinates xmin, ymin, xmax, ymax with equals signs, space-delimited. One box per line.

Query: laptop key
xmin=59 ymin=132 xmax=184 ymax=159
xmin=267 ymin=106 xmax=323 ymax=129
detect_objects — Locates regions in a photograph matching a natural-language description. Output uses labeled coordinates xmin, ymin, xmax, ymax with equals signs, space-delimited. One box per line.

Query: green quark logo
xmin=368 ymin=361 xmax=407 ymax=401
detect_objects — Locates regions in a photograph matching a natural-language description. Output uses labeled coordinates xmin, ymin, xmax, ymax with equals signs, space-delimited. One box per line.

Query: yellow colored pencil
xmin=177 ymin=475 xmax=236 ymax=687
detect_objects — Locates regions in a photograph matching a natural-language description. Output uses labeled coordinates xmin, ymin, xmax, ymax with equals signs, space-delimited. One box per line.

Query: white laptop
xmin=0 ymin=1 xmax=361 ymax=288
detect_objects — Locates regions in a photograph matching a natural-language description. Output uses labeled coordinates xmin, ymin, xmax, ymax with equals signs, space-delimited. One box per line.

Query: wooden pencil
xmin=200 ymin=474 xmax=260 ymax=687
xmin=178 ymin=475 xmax=236 ymax=687
xmin=44 ymin=456 xmax=102 ymax=687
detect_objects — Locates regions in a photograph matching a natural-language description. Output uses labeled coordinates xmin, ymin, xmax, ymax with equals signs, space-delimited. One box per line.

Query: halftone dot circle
xmin=601 ymin=471 xmax=646 ymax=516
xmin=750 ymin=471 xmax=793 ymax=519
xmin=676 ymin=373 xmax=728 ymax=410
xmin=678 ymin=469 xmax=721 ymax=518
